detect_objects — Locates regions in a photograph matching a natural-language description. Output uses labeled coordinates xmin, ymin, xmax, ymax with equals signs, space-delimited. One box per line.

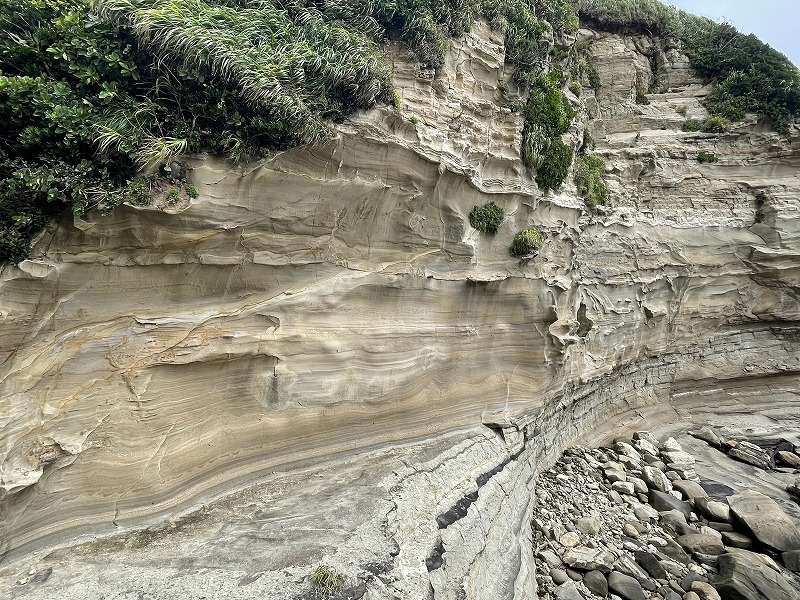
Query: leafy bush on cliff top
xmin=1 ymin=0 xmax=579 ymax=263
xmin=573 ymin=0 xmax=800 ymax=133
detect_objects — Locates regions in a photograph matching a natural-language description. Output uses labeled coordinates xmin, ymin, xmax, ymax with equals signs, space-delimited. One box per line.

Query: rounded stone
xmin=583 ymin=570 xmax=609 ymax=597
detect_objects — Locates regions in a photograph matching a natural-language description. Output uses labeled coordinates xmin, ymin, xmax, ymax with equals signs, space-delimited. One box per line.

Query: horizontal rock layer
xmin=1 ymin=23 xmax=799 ymax=599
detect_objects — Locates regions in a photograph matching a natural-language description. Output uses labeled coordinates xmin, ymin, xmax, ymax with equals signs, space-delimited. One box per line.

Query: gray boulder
xmin=634 ymin=550 xmax=667 ymax=579
xmin=782 ymin=549 xmax=800 ymax=573
xmin=583 ymin=570 xmax=608 ymax=597
xmin=728 ymin=441 xmax=772 ymax=470
xmin=554 ymin=580 xmax=583 ymax=600
xmin=721 ymin=531 xmax=753 ymax=549
xmin=672 ymin=480 xmax=708 ymax=501
xmin=562 ymin=546 xmax=615 ymax=572
xmin=713 ymin=549 xmax=798 ymax=600
xmin=676 ymin=533 xmax=725 ymax=556
xmin=642 ymin=466 xmax=673 ymax=493
xmin=695 ymin=497 xmax=731 ymax=523
xmin=607 ymin=571 xmax=647 ymax=600
xmin=728 ymin=490 xmax=800 ymax=551
xmin=660 ymin=509 xmax=695 ymax=537
xmin=775 ymin=451 xmax=800 ymax=469
xmin=650 ymin=489 xmax=692 ymax=518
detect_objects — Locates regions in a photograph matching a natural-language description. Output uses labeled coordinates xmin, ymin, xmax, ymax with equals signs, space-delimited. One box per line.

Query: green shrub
xmin=535 ymin=139 xmax=574 ymax=192
xmin=185 ymin=183 xmax=198 ymax=199
xmin=522 ymin=73 xmax=576 ymax=191
xmin=166 ymin=188 xmax=180 ymax=205
xmin=568 ymin=81 xmax=582 ymax=96
xmin=510 ymin=226 xmax=545 ymax=257
xmin=675 ymin=105 xmax=688 ymax=116
xmin=310 ymin=564 xmax=345 ymax=597
xmin=469 ymin=202 xmax=505 ymax=234
xmin=635 ymin=88 xmax=650 ymax=105
xmin=575 ymin=153 xmax=608 ymax=207
xmin=702 ymin=115 xmax=728 ymax=133
xmin=697 ymin=151 xmax=717 ymax=163
xmin=123 ymin=176 xmax=152 ymax=206
xmin=579 ymin=129 xmax=595 ymax=155
xmin=682 ymin=119 xmax=703 ymax=132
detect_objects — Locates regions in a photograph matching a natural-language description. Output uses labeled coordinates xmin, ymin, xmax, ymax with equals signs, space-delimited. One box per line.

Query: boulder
xmin=672 ymin=480 xmax=708 ymax=501
xmin=576 ymin=516 xmax=601 ymax=536
xmin=714 ymin=549 xmax=798 ymax=600
xmin=782 ymin=550 xmax=800 ymax=572
xmin=634 ymin=550 xmax=667 ymax=579
xmin=633 ymin=503 xmax=659 ymax=523
xmin=660 ymin=510 xmax=695 ymax=537
xmin=608 ymin=571 xmax=647 ymax=600
xmin=695 ymin=497 xmax=731 ymax=523
xmin=728 ymin=490 xmax=800 ymax=551
xmin=786 ymin=478 xmax=800 ymax=499
xmin=721 ymin=531 xmax=753 ymax=549
xmin=562 ymin=546 xmax=615 ymax=572
xmin=689 ymin=581 xmax=721 ymax=600
xmin=676 ymin=533 xmax=725 ymax=556
xmin=689 ymin=427 xmax=721 ymax=448
xmin=612 ymin=481 xmax=636 ymax=496
xmin=661 ymin=451 xmax=696 ymax=466
xmin=727 ymin=441 xmax=772 ymax=470
xmin=650 ymin=489 xmax=692 ymax=518
xmin=662 ymin=438 xmax=683 ymax=452
xmin=775 ymin=450 xmax=800 ymax=469
xmin=551 ymin=568 xmax=570 ymax=585
xmin=554 ymin=580 xmax=583 ymax=600
xmin=641 ymin=466 xmax=673 ymax=493
xmin=583 ymin=570 xmax=609 ymax=597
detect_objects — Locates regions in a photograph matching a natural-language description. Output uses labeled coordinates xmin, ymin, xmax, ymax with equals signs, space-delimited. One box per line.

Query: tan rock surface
xmin=1 ymin=23 xmax=800 ymax=600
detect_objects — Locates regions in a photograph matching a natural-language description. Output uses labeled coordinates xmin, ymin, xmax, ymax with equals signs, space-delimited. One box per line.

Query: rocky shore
xmin=533 ymin=432 xmax=800 ymax=600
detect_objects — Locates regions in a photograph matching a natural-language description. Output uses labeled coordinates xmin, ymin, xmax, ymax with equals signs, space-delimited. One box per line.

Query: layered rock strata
xmin=1 ymin=22 xmax=799 ymax=600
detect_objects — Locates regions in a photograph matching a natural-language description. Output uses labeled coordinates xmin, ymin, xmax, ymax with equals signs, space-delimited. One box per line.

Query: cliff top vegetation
xmin=1 ymin=0 xmax=798 ymax=263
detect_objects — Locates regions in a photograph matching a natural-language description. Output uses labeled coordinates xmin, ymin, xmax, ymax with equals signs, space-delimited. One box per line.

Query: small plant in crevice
xmin=568 ymin=81 xmax=582 ymax=96
xmin=575 ymin=153 xmax=608 ymax=207
xmin=469 ymin=202 xmax=505 ymax=234
xmin=682 ymin=119 xmax=703 ymax=132
xmin=309 ymin=564 xmax=346 ymax=598
xmin=696 ymin=151 xmax=717 ymax=164
xmin=409 ymin=115 xmax=420 ymax=125
xmin=701 ymin=115 xmax=728 ymax=133
xmin=185 ymin=183 xmax=198 ymax=199
xmin=510 ymin=226 xmax=545 ymax=257
xmin=166 ymin=188 xmax=180 ymax=205
xmin=675 ymin=105 xmax=688 ymax=116
xmin=635 ymin=87 xmax=650 ymax=105
xmin=578 ymin=129 xmax=596 ymax=156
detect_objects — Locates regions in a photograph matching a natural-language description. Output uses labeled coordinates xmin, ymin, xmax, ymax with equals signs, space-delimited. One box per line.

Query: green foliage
xmin=635 ymin=87 xmax=649 ymax=105
xmin=696 ymin=151 xmax=717 ymax=164
xmin=573 ymin=0 xmax=800 ymax=132
xmin=701 ymin=115 xmax=728 ymax=133
xmin=586 ymin=60 xmax=601 ymax=92
xmin=409 ymin=115 xmax=420 ymax=125
xmin=185 ymin=183 xmax=198 ymax=199
xmin=568 ymin=81 xmax=582 ymax=96
xmin=579 ymin=128 xmax=595 ymax=155
xmin=166 ymin=187 xmax=180 ymax=205
xmin=310 ymin=564 xmax=346 ymax=597
xmin=123 ymin=176 xmax=152 ymax=206
xmin=682 ymin=119 xmax=703 ymax=132
xmin=510 ymin=226 xmax=545 ymax=257
xmin=575 ymin=153 xmax=608 ymax=207
xmin=521 ymin=73 xmax=575 ymax=191
xmin=675 ymin=105 xmax=687 ymax=116
xmin=469 ymin=201 xmax=505 ymax=234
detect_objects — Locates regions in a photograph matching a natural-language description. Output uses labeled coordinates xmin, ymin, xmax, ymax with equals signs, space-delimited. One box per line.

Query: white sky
xmin=666 ymin=0 xmax=800 ymax=68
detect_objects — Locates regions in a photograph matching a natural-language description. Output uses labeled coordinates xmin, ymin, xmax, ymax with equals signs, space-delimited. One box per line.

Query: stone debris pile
xmin=532 ymin=432 xmax=800 ymax=600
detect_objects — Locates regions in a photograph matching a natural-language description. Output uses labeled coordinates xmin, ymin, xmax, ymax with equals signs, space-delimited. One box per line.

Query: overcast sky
xmin=667 ymin=0 xmax=800 ymax=68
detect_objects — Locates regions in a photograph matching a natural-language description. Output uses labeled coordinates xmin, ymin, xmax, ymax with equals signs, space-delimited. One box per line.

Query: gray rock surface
xmin=728 ymin=491 xmax=800 ymax=551
xmin=584 ymin=570 xmax=609 ymax=597
xmin=714 ymin=549 xmax=799 ymax=600
xmin=608 ymin=571 xmax=647 ymax=600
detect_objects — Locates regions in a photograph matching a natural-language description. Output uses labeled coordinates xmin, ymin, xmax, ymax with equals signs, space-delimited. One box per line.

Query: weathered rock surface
xmin=728 ymin=491 xmax=800 ymax=552
xmin=714 ymin=550 xmax=799 ymax=600
xmin=1 ymin=17 xmax=800 ymax=600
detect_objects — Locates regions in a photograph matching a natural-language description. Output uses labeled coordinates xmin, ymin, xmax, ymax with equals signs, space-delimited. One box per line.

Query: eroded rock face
xmin=1 ymin=22 xmax=800 ymax=600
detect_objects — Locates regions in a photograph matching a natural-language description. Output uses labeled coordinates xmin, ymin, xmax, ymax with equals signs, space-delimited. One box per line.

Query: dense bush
xmin=682 ymin=119 xmax=703 ymax=132
xmin=701 ymin=115 xmax=728 ymax=133
xmin=510 ymin=226 xmax=545 ymax=256
xmin=575 ymin=153 xmax=608 ymax=207
xmin=522 ymin=72 xmax=576 ymax=191
xmin=469 ymin=201 xmax=505 ymax=233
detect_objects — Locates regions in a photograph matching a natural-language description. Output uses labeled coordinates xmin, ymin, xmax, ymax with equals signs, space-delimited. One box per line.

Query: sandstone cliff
xmin=1 ymin=21 xmax=799 ymax=600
